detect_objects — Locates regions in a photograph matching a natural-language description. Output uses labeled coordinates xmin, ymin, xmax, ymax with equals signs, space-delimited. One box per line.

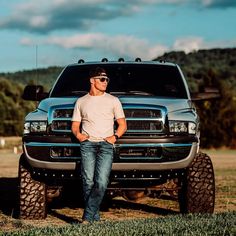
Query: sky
xmin=0 ymin=0 xmax=236 ymax=73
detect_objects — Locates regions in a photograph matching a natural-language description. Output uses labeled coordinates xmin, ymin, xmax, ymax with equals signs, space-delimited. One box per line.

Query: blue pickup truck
xmin=19 ymin=59 xmax=215 ymax=219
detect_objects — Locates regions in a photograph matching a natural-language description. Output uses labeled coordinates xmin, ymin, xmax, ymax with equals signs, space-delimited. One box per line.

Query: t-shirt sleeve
xmin=113 ymin=97 xmax=125 ymax=120
xmin=71 ymin=99 xmax=82 ymax=122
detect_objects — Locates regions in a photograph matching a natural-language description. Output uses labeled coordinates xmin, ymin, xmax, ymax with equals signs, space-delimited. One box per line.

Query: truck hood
xmin=38 ymin=97 xmax=78 ymax=112
xmin=37 ymin=96 xmax=193 ymax=113
xmin=118 ymin=96 xmax=193 ymax=113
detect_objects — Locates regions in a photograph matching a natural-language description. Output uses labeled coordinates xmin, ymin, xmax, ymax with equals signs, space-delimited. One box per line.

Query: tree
xmin=0 ymin=78 xmax=35 ymax=136
xmin=196 ymin=80 xmax=236 ymax=148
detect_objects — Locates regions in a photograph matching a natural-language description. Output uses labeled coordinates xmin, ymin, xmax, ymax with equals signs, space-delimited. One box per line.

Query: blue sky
xmin=0 ymin=0 xmax=236 ymax=72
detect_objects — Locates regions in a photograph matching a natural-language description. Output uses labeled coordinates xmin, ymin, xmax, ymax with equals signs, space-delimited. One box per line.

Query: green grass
xmin=1 ymin=212 xmax=235 ymax=236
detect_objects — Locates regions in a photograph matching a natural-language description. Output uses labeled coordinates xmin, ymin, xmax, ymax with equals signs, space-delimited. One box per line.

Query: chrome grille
xmin=53 ymin=109 xmax=73 ymax=118
xmin=124 ymin=109 xmax=161 ymax=118
xmin=51 ymin=120 xmax=71 ymax=131
xmin=49 ymin=107 xmax=166 ymax=134
xmin=124 ymin=107 xmax=166 ymax=134
xmin=126 ymin=120 xmax=162 ymax=132
xmin=49 ymin=107 xmax=74 ymax=133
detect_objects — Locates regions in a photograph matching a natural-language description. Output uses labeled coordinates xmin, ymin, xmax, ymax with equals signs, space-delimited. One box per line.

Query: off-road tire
xmin=179 ymin=152 xmax=215 ymax=213
xmin=19 ymin=155 xmax=47 ymax=219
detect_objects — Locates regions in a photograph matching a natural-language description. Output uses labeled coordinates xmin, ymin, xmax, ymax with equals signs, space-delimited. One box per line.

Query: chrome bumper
xmin=23 ymin=141 xmax=199 ymax=171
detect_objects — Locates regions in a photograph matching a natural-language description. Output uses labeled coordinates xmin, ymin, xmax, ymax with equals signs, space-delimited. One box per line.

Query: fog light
xmin=51 ymin=147 xmax=63 ymax=157
xmin=64 ymin=147 xmax=73 ymax=157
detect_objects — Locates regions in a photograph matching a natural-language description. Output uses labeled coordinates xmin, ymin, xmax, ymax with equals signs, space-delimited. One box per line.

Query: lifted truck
xmin=19 ymin=59 xmax=215 ymax=219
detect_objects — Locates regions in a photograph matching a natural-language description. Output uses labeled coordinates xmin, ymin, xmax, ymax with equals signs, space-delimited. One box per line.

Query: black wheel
xmin=19 ymin=155 xmax=47 ymax=219
xmin=179 ymin=152 xmax=215 ymax=213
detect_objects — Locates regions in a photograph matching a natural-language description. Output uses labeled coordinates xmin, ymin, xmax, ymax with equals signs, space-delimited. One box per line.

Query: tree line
xmin=156 ymin=48 xmax=236 ymax=148
xmin=0 ymin=48 xmax=235 ymax=148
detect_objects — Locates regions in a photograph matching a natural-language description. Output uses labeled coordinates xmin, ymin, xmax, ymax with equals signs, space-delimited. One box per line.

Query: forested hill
xmin=0 ymin=66 xmax=63 ymax=92
xmin=156 ymin=48 xmax=236 ymax=93
xmin=0 ymin=48 xmax=235 ymax=147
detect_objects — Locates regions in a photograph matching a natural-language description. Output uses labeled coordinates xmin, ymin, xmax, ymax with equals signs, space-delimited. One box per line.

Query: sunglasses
xmin=93 ymin=76 xmax=110 ymax=83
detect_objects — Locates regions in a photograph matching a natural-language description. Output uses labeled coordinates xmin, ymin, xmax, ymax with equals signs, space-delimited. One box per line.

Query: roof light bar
xmin=78 ymin=59 xmax=85 ymax=63
xmin=118 ymin=58 xmax=125 ymax=62
xmin=101 ymin=58 xmax=108 ymax=62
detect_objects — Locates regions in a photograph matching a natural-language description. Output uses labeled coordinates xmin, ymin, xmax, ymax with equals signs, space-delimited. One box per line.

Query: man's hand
xmin=76 ymin=133 xmax=89 ymax=142
xmin=104 ymin=135 xmax=116 ymax=144
xmin=105 ymin=117 xmax=127 ymax=144
xmin=71 ymin=121 xmax=89 ymax=142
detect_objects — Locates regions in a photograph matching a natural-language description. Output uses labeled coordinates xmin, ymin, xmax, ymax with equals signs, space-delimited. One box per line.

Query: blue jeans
xmin=80 ymin=141 xmax=113 ymax=222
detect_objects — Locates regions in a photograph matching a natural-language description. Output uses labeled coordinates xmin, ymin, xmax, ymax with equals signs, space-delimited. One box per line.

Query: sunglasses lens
xmin=100 ymin=77 xmax=109 ymax=82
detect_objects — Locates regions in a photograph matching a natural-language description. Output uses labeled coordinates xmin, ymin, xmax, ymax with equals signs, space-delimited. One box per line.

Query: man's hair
xmin=89 ymin=67 xmax=107 ymax=78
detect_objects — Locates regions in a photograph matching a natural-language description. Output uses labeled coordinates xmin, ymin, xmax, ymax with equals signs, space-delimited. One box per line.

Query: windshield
xmin=50 ymin=63 xmax=188 ymax=98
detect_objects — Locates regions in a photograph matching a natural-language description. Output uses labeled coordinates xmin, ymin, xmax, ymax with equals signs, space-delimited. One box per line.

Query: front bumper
xmin=23 ymin=135 xmax=199 ymax=171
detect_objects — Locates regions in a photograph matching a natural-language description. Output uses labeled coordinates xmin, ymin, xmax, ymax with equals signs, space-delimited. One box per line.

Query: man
xmin=71 ymin=67 xmax=127 ymax=223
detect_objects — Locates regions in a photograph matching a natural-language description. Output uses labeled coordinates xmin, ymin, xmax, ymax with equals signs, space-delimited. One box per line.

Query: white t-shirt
xmin=72 ymin=93 xmax=125 ymax=142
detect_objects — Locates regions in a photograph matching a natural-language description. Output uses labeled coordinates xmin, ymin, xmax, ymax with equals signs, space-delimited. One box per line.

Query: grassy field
xmin=0 ymin=138 xmax=235 ymax=234
xmin=0 ymin=212 xmax=235 ymax=236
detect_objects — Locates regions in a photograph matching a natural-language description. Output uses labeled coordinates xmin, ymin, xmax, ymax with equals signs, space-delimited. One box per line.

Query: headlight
xmin=169 ymin=121 xmax=196 ymax=134
xmin=24 ymin=121 xmax=47 ymax=134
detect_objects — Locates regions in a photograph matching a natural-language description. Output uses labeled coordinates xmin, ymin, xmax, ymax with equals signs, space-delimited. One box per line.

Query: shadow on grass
xmin=48 ymin=209 xmax=81 ymax=224
xmin=107 ymin=198 xmax=178 ymax=216
xmin=0 ymin=177 xmax=19 ymax=217
xmin=0 ymin=178 xmax=177 ymax=224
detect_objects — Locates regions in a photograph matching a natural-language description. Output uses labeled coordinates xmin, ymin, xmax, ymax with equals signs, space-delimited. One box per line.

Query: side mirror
xmin=22 ymin=85 xmax=49 ymax=101
xmin=191 ymin=87 xmax=220 ymax=101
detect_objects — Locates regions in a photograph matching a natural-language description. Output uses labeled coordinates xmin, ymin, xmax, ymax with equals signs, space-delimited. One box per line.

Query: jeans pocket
xmin=104 ymin=140 xmax=113 ymax=146
xmin=80 ymin=140 xmax=90 ymax=148
xmin=81 ymin=140 xmax=89 ymax=144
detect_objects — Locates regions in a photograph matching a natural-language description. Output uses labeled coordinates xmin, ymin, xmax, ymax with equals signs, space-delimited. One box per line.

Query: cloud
xmin=0 ymin=0 xmax=146 ymax=34
xmin=172 ymin=36 xmax=236 ymax=52
xmin=20 ymin=33 xmax=168 ymax=59
xmin=200 ymin=0 xmax=236 ymax=8
xmin=1 ymin=0 xmax=235 ymax=34
xmin=172 ymin=37 xmax=205 ymax=53
xmin=20 ymin=33 xmax=236 ymax=62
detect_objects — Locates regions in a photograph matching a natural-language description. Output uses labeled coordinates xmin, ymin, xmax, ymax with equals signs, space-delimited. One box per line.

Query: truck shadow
xmin=0 ymin=178 xmax=177 ymax=223
xmin=106 ymin=198 xmax=178 ymax=216
xmin=0 ymin=178 xmax=19 ymax=217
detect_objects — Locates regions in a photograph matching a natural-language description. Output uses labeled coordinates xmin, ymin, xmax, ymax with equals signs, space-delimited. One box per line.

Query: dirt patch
xmin=0 ymin=149 xmax=235 ymax=231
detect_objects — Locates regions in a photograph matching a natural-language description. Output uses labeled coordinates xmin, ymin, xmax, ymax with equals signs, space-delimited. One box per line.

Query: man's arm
xmin=71 ymin=121 xmax=89 ymax=142
xmin=115 ymin=117 xmax=127 ymax=138
xmin=104 ymin=117 xmax=127 ymax=144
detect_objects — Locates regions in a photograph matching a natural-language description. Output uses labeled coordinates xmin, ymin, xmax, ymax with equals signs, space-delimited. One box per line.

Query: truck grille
xmin=124 ymin=107 xmax=166 ymax=134
xmin=49 ymin=106 xmax=167 ymax=134
xmin=126 ymin=120 xmax=162 ymax=131
xmin=52 ymin=120 xmax=72 ymax=131
xmin=124 ymin=109 xmax=161 ymax=118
